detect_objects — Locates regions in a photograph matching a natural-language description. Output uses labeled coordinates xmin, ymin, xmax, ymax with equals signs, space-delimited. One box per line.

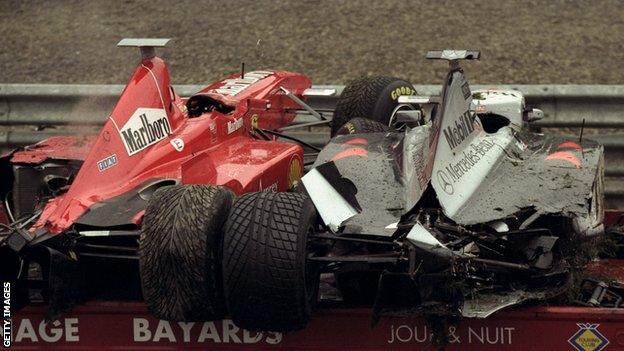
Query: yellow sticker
xmin=251 ymin=114 xmax=259 ymax=130
xmin=346 ymin=122 xmax=356 ymax=134
xmin=287 ymin=156 xmax=303 ymax=188
xmin=391 ymin=86 xmax=417 ymax=100
xmin=568 ymin=323 xmax=609 ymax=351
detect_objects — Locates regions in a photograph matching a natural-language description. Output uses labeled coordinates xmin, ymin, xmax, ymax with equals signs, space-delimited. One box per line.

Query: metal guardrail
xmin=2 ymin=84 xmax=624 ymax=126
xmin=0 ymin=84 xmax=623 ymax=207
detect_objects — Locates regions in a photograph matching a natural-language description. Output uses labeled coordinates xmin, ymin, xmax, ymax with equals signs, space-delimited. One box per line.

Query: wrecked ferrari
xmin=0 ymin=38 xmax=336 ymax=321
xmin=221 ymin=50 xmax=605 ymax=331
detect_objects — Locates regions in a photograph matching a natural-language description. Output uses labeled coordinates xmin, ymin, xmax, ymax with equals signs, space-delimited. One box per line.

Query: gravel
xmin=1 ymin=0 xmax=623 ymax=85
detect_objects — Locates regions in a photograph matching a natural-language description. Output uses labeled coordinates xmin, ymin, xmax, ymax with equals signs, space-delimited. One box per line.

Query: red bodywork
xmin=11 ymin=56 xmax=310 ymax=234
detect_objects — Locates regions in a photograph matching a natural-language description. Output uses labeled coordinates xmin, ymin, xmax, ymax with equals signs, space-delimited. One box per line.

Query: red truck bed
xmin=10 ymin=299 xmax=624 ymax=350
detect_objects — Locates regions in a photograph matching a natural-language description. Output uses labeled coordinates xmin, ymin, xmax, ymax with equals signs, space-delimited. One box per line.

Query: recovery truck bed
xmin=10 ymin=294 xmax=624 ymax=350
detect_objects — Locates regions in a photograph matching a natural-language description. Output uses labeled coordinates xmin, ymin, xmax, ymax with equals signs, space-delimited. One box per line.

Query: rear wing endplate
xmin=117 ymin=38 xmax=171 ymax=59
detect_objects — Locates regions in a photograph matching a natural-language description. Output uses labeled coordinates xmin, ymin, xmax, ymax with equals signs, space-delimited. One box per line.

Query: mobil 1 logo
xmin=120 ymin=108 xmax=171 ymax=156
xmin=443 ymin=110 xmax=475 ymax=151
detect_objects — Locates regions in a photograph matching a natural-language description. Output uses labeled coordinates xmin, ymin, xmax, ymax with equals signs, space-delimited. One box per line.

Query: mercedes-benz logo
xmin=437 ymin=170 xmax=454 ymax=195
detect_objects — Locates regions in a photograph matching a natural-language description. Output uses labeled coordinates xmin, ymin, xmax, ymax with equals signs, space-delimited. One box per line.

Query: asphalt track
xmin=1 ymin=0 xmax=623 ymax=85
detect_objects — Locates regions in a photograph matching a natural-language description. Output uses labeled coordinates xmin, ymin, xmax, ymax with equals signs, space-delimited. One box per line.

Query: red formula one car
xmin=0 ymin=38 xmax=333 ymax=321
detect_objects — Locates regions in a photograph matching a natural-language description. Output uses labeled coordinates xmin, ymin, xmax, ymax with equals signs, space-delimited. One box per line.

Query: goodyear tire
xmin=335 ymin=117 xmax=389 ymax=135
xmin=139 ymin=184 xmax=233 ymax=321
xmin=223 ymin=192 xmax=318 ymax=331
xmin=331 ymin=76 xmax=416 ymax=136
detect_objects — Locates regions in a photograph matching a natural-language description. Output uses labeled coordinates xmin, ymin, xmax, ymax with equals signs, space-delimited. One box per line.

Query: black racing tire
xmin=335 ymin=117 xmax=389 ymax=135
xmin=139 ymin=184 xmax=234 ymax=321
xmin=223 ymin=192 xmax=318 ymax=331
xmin=331 ymin=76 xmax=416 ymax=136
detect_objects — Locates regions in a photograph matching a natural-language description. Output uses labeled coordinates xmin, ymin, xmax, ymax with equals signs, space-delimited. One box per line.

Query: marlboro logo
xmin=120 ymin=108 xmax=171 ymax=156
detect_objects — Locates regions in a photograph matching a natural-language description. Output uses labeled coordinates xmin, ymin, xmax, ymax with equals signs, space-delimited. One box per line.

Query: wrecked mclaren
xmin=0 ymin=38 xmax=337 ymax=320
xmin=221 ymin=50 xmax=605 ymax=331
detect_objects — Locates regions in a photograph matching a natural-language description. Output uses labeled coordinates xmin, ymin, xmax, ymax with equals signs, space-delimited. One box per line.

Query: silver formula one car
xmin=218 ymin=50 xmax=604 ymax=332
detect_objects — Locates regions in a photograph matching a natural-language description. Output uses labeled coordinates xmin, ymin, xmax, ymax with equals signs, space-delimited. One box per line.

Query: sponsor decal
xmin=443 ymin=138 xmax=495 ymax=183
xmin=343 ymin=137 xmax=368 ymax=145
xmin=227 ymin=118 xmax=244 ymax=134
xmin=175 ymin=101 xmax=188 ymax=115
xmin=260 ymin=181 xmax=278 ymax=192
xmin=545 ymin=141 xmax=583 ymax=169
xmin=331 ymin=148 xmax=368 ymax=162
xmin=546 ymin=151 xmax=581 ymax=169
xmin=133 ymin=318 xmax=282 ymax=344
xmin=170 ymin=138 xmax=184 ymax=152
xmin=390 ymin=86 xmax=417 ymax=100
xmin=3 ymin=282 xmax=10 ymax=348
xmin=461 ymin=81 xmax=471 ymax=100
xmin=120 ymin=108 xmax=171 ymax=156
xmin=568 ymin=323 xmax=609 ymax=351
xmin=344 ymin=122 xmax=356 ymax=134
xmin=212 ymin=71 xmax=273 ymax=96
xmin=558 ymin=141 xmax=583 ymax=151
xmin=97 ymin=154 xmax=118 ymax=172
xmin=387 ymin=324 xmax=515 ymax=345
xmin=443 ymin=110 xmax=475 ymax=150
xmin=287 ymin=156 xmax=303 ymax=188
xmin=250 ymin=114 xmax=259 ymax=130
xmin=436 ymin=170 xmax=454 ymax=195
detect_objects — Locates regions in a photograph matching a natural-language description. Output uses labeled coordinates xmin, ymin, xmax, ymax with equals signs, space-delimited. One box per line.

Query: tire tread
xmin=223 ymin=192 xmax=315 ymax=331
xmin=139 ymin=184 xmax=232 ymax=321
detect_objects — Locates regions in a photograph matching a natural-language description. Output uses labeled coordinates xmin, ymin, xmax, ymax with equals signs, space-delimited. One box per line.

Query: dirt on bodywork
xmin=302 ymin=61 xmax=606 ymax=321
xmin=307 ymin=128 xmax=604 ymax=319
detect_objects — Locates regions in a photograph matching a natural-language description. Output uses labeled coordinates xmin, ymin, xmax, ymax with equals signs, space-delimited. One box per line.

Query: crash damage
xmin=0 ymin=46 xmax=620 ymax=336
xmin=302 ymin=50 xmax=606 ymax=319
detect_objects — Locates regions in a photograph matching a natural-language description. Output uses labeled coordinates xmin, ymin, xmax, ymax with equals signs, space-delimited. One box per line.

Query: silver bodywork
xmin=301 ymin=50 xmax=605 ymax=318
xmin=303 ymin=68 xmax=603 ymax=237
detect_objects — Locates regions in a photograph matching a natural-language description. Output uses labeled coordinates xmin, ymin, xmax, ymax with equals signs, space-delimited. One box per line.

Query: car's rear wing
xmin=426 ymin=50 xmax=480 ymax=61
xmin=117 ymin=38 xmax=171 ymax=59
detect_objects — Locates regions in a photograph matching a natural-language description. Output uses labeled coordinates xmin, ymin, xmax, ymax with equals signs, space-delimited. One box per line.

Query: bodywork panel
xmin=11 ymin=136 xmax=95 ymax=164
xmin=306 ymin=133 xmax=406 ymax=235
xmin=446 ymin=131 xmax=603 ymax=226
xmin=304 ymin=127 xmax=602 ymax=235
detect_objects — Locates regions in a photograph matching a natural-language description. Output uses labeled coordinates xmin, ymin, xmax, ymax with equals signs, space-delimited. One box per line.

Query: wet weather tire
xmin=223 ymin=192 xmax=318 ymax=331
xmin=331 ymin=76 xmax=416 ymax=136
xmin=335 ymin=117 xmax=389 ymax=135
xmin=139 ymin=184 xmax=233 ymax=321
